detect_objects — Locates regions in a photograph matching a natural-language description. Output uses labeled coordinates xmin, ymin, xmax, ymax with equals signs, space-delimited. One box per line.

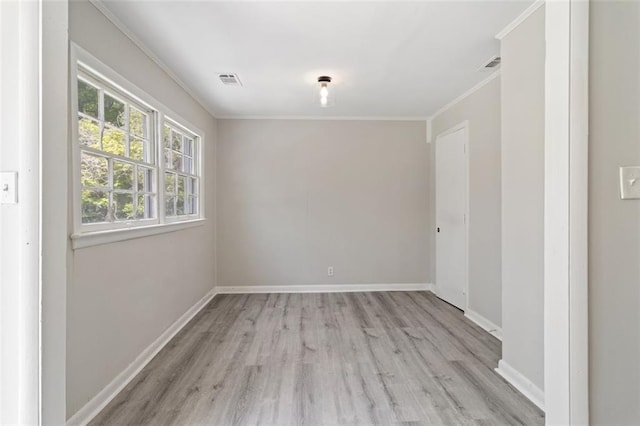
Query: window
xmin=162 ymin=121 xmax=199 ymax=219
xmin=77 ymin=72 xmax=157 ymax=226
xmin=71 ymin=48 xmax=204 ymax=247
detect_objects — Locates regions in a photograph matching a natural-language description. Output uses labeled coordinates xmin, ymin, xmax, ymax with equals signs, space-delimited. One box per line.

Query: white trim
xmin=429 ymin=71 xmax=500 ymax=120
xmin=464 ymin=309 xmax=503 ymax=341
xmin=434 ymin=121 xmax=470 ymax=312
xmin=568 ymin=3 xmax=590 ymax=423
xmin=66 ymin=287 xmax=217 ymax=426
xmin=434 ymin=120 xmax=469 ymax=141
xmin=71 ymin=218 xmax=205 ymax=249
xmin=544 ymin=1 xmax=590 ymax=424
xmin=216 ymin=115 xmax=429 ymax=121
xmin=216 ymin=283 xmax=434 ymax=294
xmin=87 ymin=0 xmax=218 ymax=119
xmin=14 ymin=1 xmax=42 ymax=423
xmin=495 ymin=360 xmax=545 ymax=411
xmin=495 ymin=0 xmax=545 ymax=40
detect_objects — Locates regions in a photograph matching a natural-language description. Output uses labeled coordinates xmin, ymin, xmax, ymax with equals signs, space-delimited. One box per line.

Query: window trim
xmin=77 ymin=70 xmax=159 ymax=232
xmin=70 ymin=218 xmax=206 ymax=250
xmin=159 ymin=117 xmax=202 ymax=224
xmin=70 ymin=43 xmax=206 ymax=249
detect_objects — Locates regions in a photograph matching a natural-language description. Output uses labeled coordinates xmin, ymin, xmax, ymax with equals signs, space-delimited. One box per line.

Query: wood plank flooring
xmin=90 ymin=292 xmax=544 ymax=425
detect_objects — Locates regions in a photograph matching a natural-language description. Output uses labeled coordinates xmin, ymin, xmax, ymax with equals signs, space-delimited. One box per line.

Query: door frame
xmin=0 ymin=1 xmax=41 ymax=422
xmin=544 ymin=1 xmax=589 ymax=424
xmin=0 ymin=0 xmax=69 ymax=423
xmin=434 ymin=120 xmax=470 ymax=311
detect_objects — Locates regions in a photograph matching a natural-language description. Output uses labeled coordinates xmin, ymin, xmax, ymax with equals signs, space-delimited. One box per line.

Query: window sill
xmin=70 ymin=218 xmax=206 ymax=250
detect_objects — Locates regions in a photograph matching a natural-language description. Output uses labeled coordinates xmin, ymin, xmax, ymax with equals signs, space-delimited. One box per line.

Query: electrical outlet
xmin=327 ymin=266 xmax=334 ymax=277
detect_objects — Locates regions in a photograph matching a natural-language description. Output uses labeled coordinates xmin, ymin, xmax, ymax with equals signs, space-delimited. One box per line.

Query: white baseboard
xmin=216 ymin=283 xmax=434 ymax=294
xmin=464 ymin=309 xmax=503 ymax=341
xmin=66 ymin=287 xmax=218 ymax=426
xmin=495 ymin=360 xmax=545 ymax=411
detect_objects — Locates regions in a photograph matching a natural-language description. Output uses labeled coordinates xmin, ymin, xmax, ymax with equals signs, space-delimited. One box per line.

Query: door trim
xmin=434 ymin=120 xmax=470 ymax=311
xmin=544 ymin=1 xmax=589 ymax=423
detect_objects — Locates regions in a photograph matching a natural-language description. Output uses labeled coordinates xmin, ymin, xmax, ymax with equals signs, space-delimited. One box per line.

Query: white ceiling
xmin=100 ymin=0 xmax=533 ymax=118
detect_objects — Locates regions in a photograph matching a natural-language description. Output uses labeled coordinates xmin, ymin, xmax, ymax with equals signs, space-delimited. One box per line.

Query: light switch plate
xmin=620 ymin=166 xmax=640 ymax=200
xmin=0 ymin=172 xmax=18 ymax=204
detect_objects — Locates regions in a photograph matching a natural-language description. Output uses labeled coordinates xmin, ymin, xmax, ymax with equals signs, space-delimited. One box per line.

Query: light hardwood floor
xmin=91 ymin=291 xmax=544 ymax=425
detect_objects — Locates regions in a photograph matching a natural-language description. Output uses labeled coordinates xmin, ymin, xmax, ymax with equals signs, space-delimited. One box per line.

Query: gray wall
xmin=589 ymin=2 xmax=640 ymax=423
xmin=431 ymin=76 xmax=502 ymax=327
xmin=67 ymin=1 xmax=217 ymax=418
xmin=499 ymin=6 xmax=545 ymax=391
xmin=217 ymin=119 xmax=431 ymax=286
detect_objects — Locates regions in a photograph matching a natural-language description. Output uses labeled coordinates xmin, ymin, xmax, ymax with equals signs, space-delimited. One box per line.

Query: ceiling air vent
xmin=482 ymin=56 xmax=501 ymax=69
xmin=219 ymin=73 xmax=242 ymax=86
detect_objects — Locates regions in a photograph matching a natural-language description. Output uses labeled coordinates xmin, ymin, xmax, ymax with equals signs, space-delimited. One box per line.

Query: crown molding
xmin=88 ymin=0 xmax=219 ymax=119
xmin=429 ymin=70 xmax=501 ymax=120
xmin=495 ymin=0 xmax=545 ymax=40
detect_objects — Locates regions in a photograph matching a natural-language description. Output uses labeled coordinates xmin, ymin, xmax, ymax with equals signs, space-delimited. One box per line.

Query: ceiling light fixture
xmin=318 ymin=76 xmax=332 ymax=107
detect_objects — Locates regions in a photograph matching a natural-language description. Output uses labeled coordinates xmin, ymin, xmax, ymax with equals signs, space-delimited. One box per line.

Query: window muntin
xmin=162 ymin=122 xmax=199 ymax=218
xmin=74 ymin=61 xmax=203 ymax=236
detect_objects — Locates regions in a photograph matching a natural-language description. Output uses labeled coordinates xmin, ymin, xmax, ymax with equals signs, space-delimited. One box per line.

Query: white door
xmin=435 ymin=125 xmax=468 ymax=310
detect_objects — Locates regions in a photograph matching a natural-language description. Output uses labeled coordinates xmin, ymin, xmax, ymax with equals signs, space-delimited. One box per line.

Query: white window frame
xmin=160 ymin=117 xmax=201 ymax=223
xmin=76 ymin=69 xmax=159 ymax=231
xmin=70 ymin=43 xmax=206 ymax=249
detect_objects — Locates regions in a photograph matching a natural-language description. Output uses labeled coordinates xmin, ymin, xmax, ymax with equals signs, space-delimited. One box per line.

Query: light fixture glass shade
xmin=317 ymin=77 xmax=334 ymax=107
xmin=319 ymin=84 xmax=329 ymax=98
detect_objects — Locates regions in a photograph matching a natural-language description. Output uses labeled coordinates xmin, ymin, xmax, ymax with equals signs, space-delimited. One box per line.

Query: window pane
xmin=136 ymin=194 xmax=154 ymax=219
xmin=176 ymin=196 xmax=185 ymax=215
xmin=81 ymin=190 xmax=108 ymax=223
xmin=188 ymin=196 xmax=198 ymax=215
xmin=172 ymin=130 xmax=182 ymax=151
xmin=189 ymin=177 xmax=198 ymax=196
xmin=165 ymin=196 xmax=176 ymax=217
xmin=113 ymin=161 xmax=134 ymax=190
xmin=77 ymin=79 xmax=99 ymax=118
xmin=177 ymin=176 xmax=186 ymax=215
xmin=163 ymin=125 xmax=171 ymax=148
xmin=81 ymin=152 xmax=109 ymax=188
xmin=78 ymin=116 xmax=100 ymax=149
xmin=129 ymin=107 xmax=147 ymax=138
xmin=183 ymin=156 xmax=192 ymax=174
xmin=138 ymin=167 xmax=153 ymax=192
xmin=178 ymin=175 xmax=185 ymax=197
xmin=164 ymin=172 xmax=176 ymax=194
xmin=104 ymin=93 xmax=125 ymax=128
xmin=102 ymin=127 xmax=126 ymax=156
xmin=113 ymin=192 xmax=134 ymax=221
xmin=184 ymin=138 xmax=193 ymax=156
xmin=129 ymin=137 xmax=145 ymax=162
xmin=172 ymin=153 xmax=182 ymax=171
xmin=164 ymin=149 xmax=172 ymax=169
